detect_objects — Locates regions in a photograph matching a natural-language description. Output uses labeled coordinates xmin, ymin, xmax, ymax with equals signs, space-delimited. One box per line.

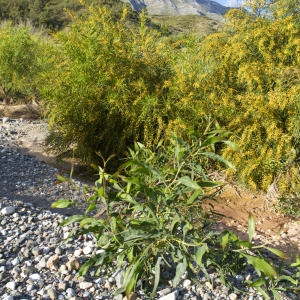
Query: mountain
xmin=121 ymin=0 xmax=229 ymax=20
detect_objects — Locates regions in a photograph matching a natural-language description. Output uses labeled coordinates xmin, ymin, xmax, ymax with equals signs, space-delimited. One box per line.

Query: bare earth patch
xmin=1 ymin=104 xmax=300 ymax=263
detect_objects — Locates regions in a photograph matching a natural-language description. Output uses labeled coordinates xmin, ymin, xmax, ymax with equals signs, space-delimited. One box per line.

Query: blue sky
xmin=214 ymin=0 xmax=241 ymax=7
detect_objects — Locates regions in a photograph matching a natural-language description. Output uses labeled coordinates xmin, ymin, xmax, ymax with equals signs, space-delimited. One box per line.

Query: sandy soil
xmin=1 ymin=104 xmax=299 ymax=263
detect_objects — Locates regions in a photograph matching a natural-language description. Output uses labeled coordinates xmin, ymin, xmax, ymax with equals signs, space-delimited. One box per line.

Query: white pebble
xmin=11 ymin=257 xmax=20 ymax=266
xmin=29 ymin=273 xmax=41 ymax=281
xmin=1 ymin=206 xmax=15 ymax=215
xmin=5 ymin=281 xmax=17 ymax=290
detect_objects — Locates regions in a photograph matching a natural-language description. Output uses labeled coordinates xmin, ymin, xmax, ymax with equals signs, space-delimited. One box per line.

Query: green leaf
xmin=223 ymin=140 xmax=240 ymax=152
xmin=222 ymin=233 xmax=229 ymax=250
xmin=51 ymin=199 xmax=75 ymax=208
xmin=186 ymin=189 xmax=204 ymax=205
xmin=151 ymin=257 xmax=162 ymax=298
xmin=200 ymin=136 xmax=225 ymax=148
xmin=197 ymin=181 xmax=225 ymax=187
xmin=60 ymin=215 xmax=85 ymax=226
xmin=264 ymin=247 xmax=287 ymax=259
xmin=194 ymin=244 xmax=208 ymax=268
xmin=243 ymin=254 xmax=277 ymax=278
xmin=237 ymin=240 xmax=253 ymax=248
xmin=255 ymin=287 xmax=271 ymax=299
xmin=201 ymin=152 xmax=236 ymax=170
xmin=249 ymin=278 xmax=265 ymax=287
xmin=85 ymin=203 xmax=96 ymax=214
xmin=248 ymin=213 xmax=255 ymax=243
xmin=271 ymin=289 xmax=281 ymax=300
xmin=277 ymin=275 xmax=297 ymax=285
xmin=173 ymin=258 xmax=187 ymax=286
xmin=178 ymin=176 xmax=201 ymax=189
xmin=56 ymin=174 xmax=68 ymax=182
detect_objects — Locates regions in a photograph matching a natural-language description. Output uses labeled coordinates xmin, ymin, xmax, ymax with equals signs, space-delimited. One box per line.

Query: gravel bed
xmin=0 ymin=117 xmax=299 ymax=300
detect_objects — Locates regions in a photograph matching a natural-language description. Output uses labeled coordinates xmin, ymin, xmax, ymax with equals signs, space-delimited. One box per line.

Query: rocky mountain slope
xmin=122 ymin=0 xmax=229 ymax=20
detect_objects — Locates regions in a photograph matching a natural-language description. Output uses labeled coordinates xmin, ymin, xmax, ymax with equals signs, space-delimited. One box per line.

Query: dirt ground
xmin=1 ymin=104 xmax=299 ymax=264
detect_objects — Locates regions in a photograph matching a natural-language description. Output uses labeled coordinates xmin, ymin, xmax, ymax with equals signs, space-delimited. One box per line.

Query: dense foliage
xmin=52 ymin=135 xmax=299 ymax=299
xmin=41 ymin=6 xmax=211 ymax=164
xmin=195 ymin=0 xmax=300 ymax=193
xmin=0 ymin=22 xmax=45 ymax=102
xmin=0 ymin=0 xmax=137 ymax=30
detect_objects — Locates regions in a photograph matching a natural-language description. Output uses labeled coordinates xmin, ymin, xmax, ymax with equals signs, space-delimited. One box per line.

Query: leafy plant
xmin=52 ymin=131 xmax=237 ymax=297
xmin=52 ymin=131 xmax=298 ymax=298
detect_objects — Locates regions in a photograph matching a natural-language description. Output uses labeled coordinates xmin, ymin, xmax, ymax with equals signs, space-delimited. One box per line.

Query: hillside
xmin=122 ymin=0 xmax=229 ymax=20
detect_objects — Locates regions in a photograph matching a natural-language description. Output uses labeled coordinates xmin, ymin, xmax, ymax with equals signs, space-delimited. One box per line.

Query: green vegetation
xmin=0 ymin=22 xmax=45 ymax=103
xmin=52 ymin=135 xmax=300 ymax=299
xmin=2 ymin=0 xmax=300 ymax=297
xmin=0 ymin=0 xmax=138 ymax=30
xmin=1 ymin=0 xmax=299 ymax=198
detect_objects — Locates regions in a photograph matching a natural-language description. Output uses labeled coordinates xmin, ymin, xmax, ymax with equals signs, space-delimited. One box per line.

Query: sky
xmin=214 ymin=0 xmax=242 ymax=7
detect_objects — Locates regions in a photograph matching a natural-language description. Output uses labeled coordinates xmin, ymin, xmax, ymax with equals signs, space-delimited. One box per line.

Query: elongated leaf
xmin=264 ymin=247 xmax=287 ymax=259
xmin=197 ymin=181 xmax=225 ymax=187
xmin=194 ymin=244 xmax=208 ymax=267
xmin=255 ymin=287 xmax=270 ymax=299
xmin=56 ymin=174 xmax=68 ymax=182
xmin=85 ymin=203 xmax=96 ymax=214
xmin=186 ymin=189 xmax=204 ymax=205
xmin=278 ymin=275 xmax=297 ymax=285
xmin=223 ymin=140 xmax=240 ymax=152
xmin=249 ymin=278 xmax=265 ymax=287
xmin=151 ymin=257 xmax=162 ymax=298
xmin=237 ymin=240 xmax=253 ymax=248
xmin=201 ymin=152 xmax=236 ymax=169
xmin=222 ymin=233 xmax=229 ymax=250
xmin=51 ymin=199 xmax=75 ymax=208
xmin=169 ymin=215 xmax=181 ymax=232
xmin=178 ymin=176 xmax=201 ymax=189
xmin=201 ymin=136 xmax=225 ymax=148
xmin=60 ymin=215 xmax=85 ymax=226
xmin=248 ymin=213 xmax=255 ymax=243
xmin=243 ymin=254 xmax=277 ymax=277
xmin=173 ymin=259 xmax=187 ymax=286
xmin=271 ymin=289 xmax=281 ymax=300
xmin=80 ymin=217 xmax=98 ymax=227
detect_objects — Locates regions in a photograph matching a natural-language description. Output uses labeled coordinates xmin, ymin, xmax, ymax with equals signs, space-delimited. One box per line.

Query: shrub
xmin=42 ymin=5 xmax=173 ymax=163
xmin=195 ymin=0 xmax=300 ymax=193
xmin=52 ymin=133 xmax=297 ymax=299
xmin=0 ymin=22 xmax=45 ymax=103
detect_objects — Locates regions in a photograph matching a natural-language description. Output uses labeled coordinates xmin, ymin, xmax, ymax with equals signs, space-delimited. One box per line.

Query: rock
xmin=83 ymin=246 xmax=93 ymax=255
xmin=2 ymin=296 xmax=14 ymax=300
xmin=205 ymin=281 xmax=214 ymax=290
xmin=182 ymin=279 xmax=192 ymax=288
xmin=48 ymin=287 xmax=57 ymax=300
xmin=38 ymin=257 xmax=47 ymax=268
xmin=5 ymin=281 xmax=17 ymax=290
xmin=66 ymin=257 xmax=80 ymax=271
xmin=66 ymin=288 xmax=76 ymax=297
xmin=29 ymin=273 xmax=41 ymax=281
xmin=79 ymin=281 xmax=93 ymax=289
xmin=229 ymin=293 xmax=238 ymax=300
xmin=157 ymin=288 xmax=172 ymax=297
xmin=159 ymin=290 xmax=179 ymax=300
xmin=1 ymin=206 xmax=15 ymax=215
xmin=46 ymin=254 xmax=59 ymax=269
xmin=11 ymin=257 xmax=20 ymax=266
